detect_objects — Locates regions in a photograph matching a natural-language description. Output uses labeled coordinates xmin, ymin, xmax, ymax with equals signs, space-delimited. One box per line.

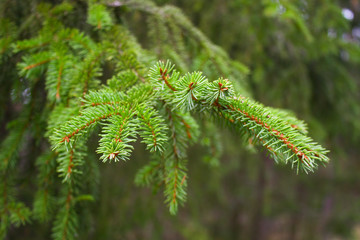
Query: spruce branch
xmin=159 ymin=106 xmax=194 ymax=213
xmin=87 ymin=3 xmax=113 ymax=30
xmin=7 ymin=202 xmax=31 ymax=227
xmin=18 ymin=51 xmax=53 ymax=79
xmin=0 ymin=19 xmax=17 ymax=56
xmin=149 ymin=61 xmax=329 ymax=173
xmin=46 ymin=52 xmax=77 ymax=102
xmin=97 ymin=108 xmax=137 ymax=163
xmin=56 ymin=140 xmax=87 ymax=182
xmin=50 ymin=104 xmax=123 ymax=149
xmin=33 ymin=152 xmax=58 ymax=222
xmin=171 ymin=72 xmax=207 ymax=111
xmin=164 ymin=159 xmax=187 ymax=215
xmin=137 ymin=107 xmax=168 ymax=153
xmin=82 ymin=89 xmax=125 ymax=108
xmin=51 ymin=186 xmax=78 ymax=240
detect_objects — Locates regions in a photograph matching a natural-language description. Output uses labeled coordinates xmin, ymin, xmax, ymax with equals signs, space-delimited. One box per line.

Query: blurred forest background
xmin=1 ymin=0 xmax=360 ymax=239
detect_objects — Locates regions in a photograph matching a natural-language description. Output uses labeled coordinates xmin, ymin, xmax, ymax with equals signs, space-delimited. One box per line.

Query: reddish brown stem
xmin=60 ymin=112 xmax=115 ymax=143
xmin=160 ymin=68 xmax=177 ymax=91
xmin=24 ymin=58 xmax=53 ymax=70
xmin=141 ymin=116 xmax=157 ymax=147
xmin=225 ymin=104 xmax=310 ymax=165
xmin=56 ymin=63 xmax=64 ymax=100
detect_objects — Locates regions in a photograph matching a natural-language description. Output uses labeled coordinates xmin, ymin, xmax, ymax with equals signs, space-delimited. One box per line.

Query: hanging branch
xmin=51 ymin=60 xmax=329 ymax=217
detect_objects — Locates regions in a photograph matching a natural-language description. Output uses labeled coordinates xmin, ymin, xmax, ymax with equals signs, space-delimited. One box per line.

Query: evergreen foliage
xmin=0 ymin=0 xmax=346 ymax=239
